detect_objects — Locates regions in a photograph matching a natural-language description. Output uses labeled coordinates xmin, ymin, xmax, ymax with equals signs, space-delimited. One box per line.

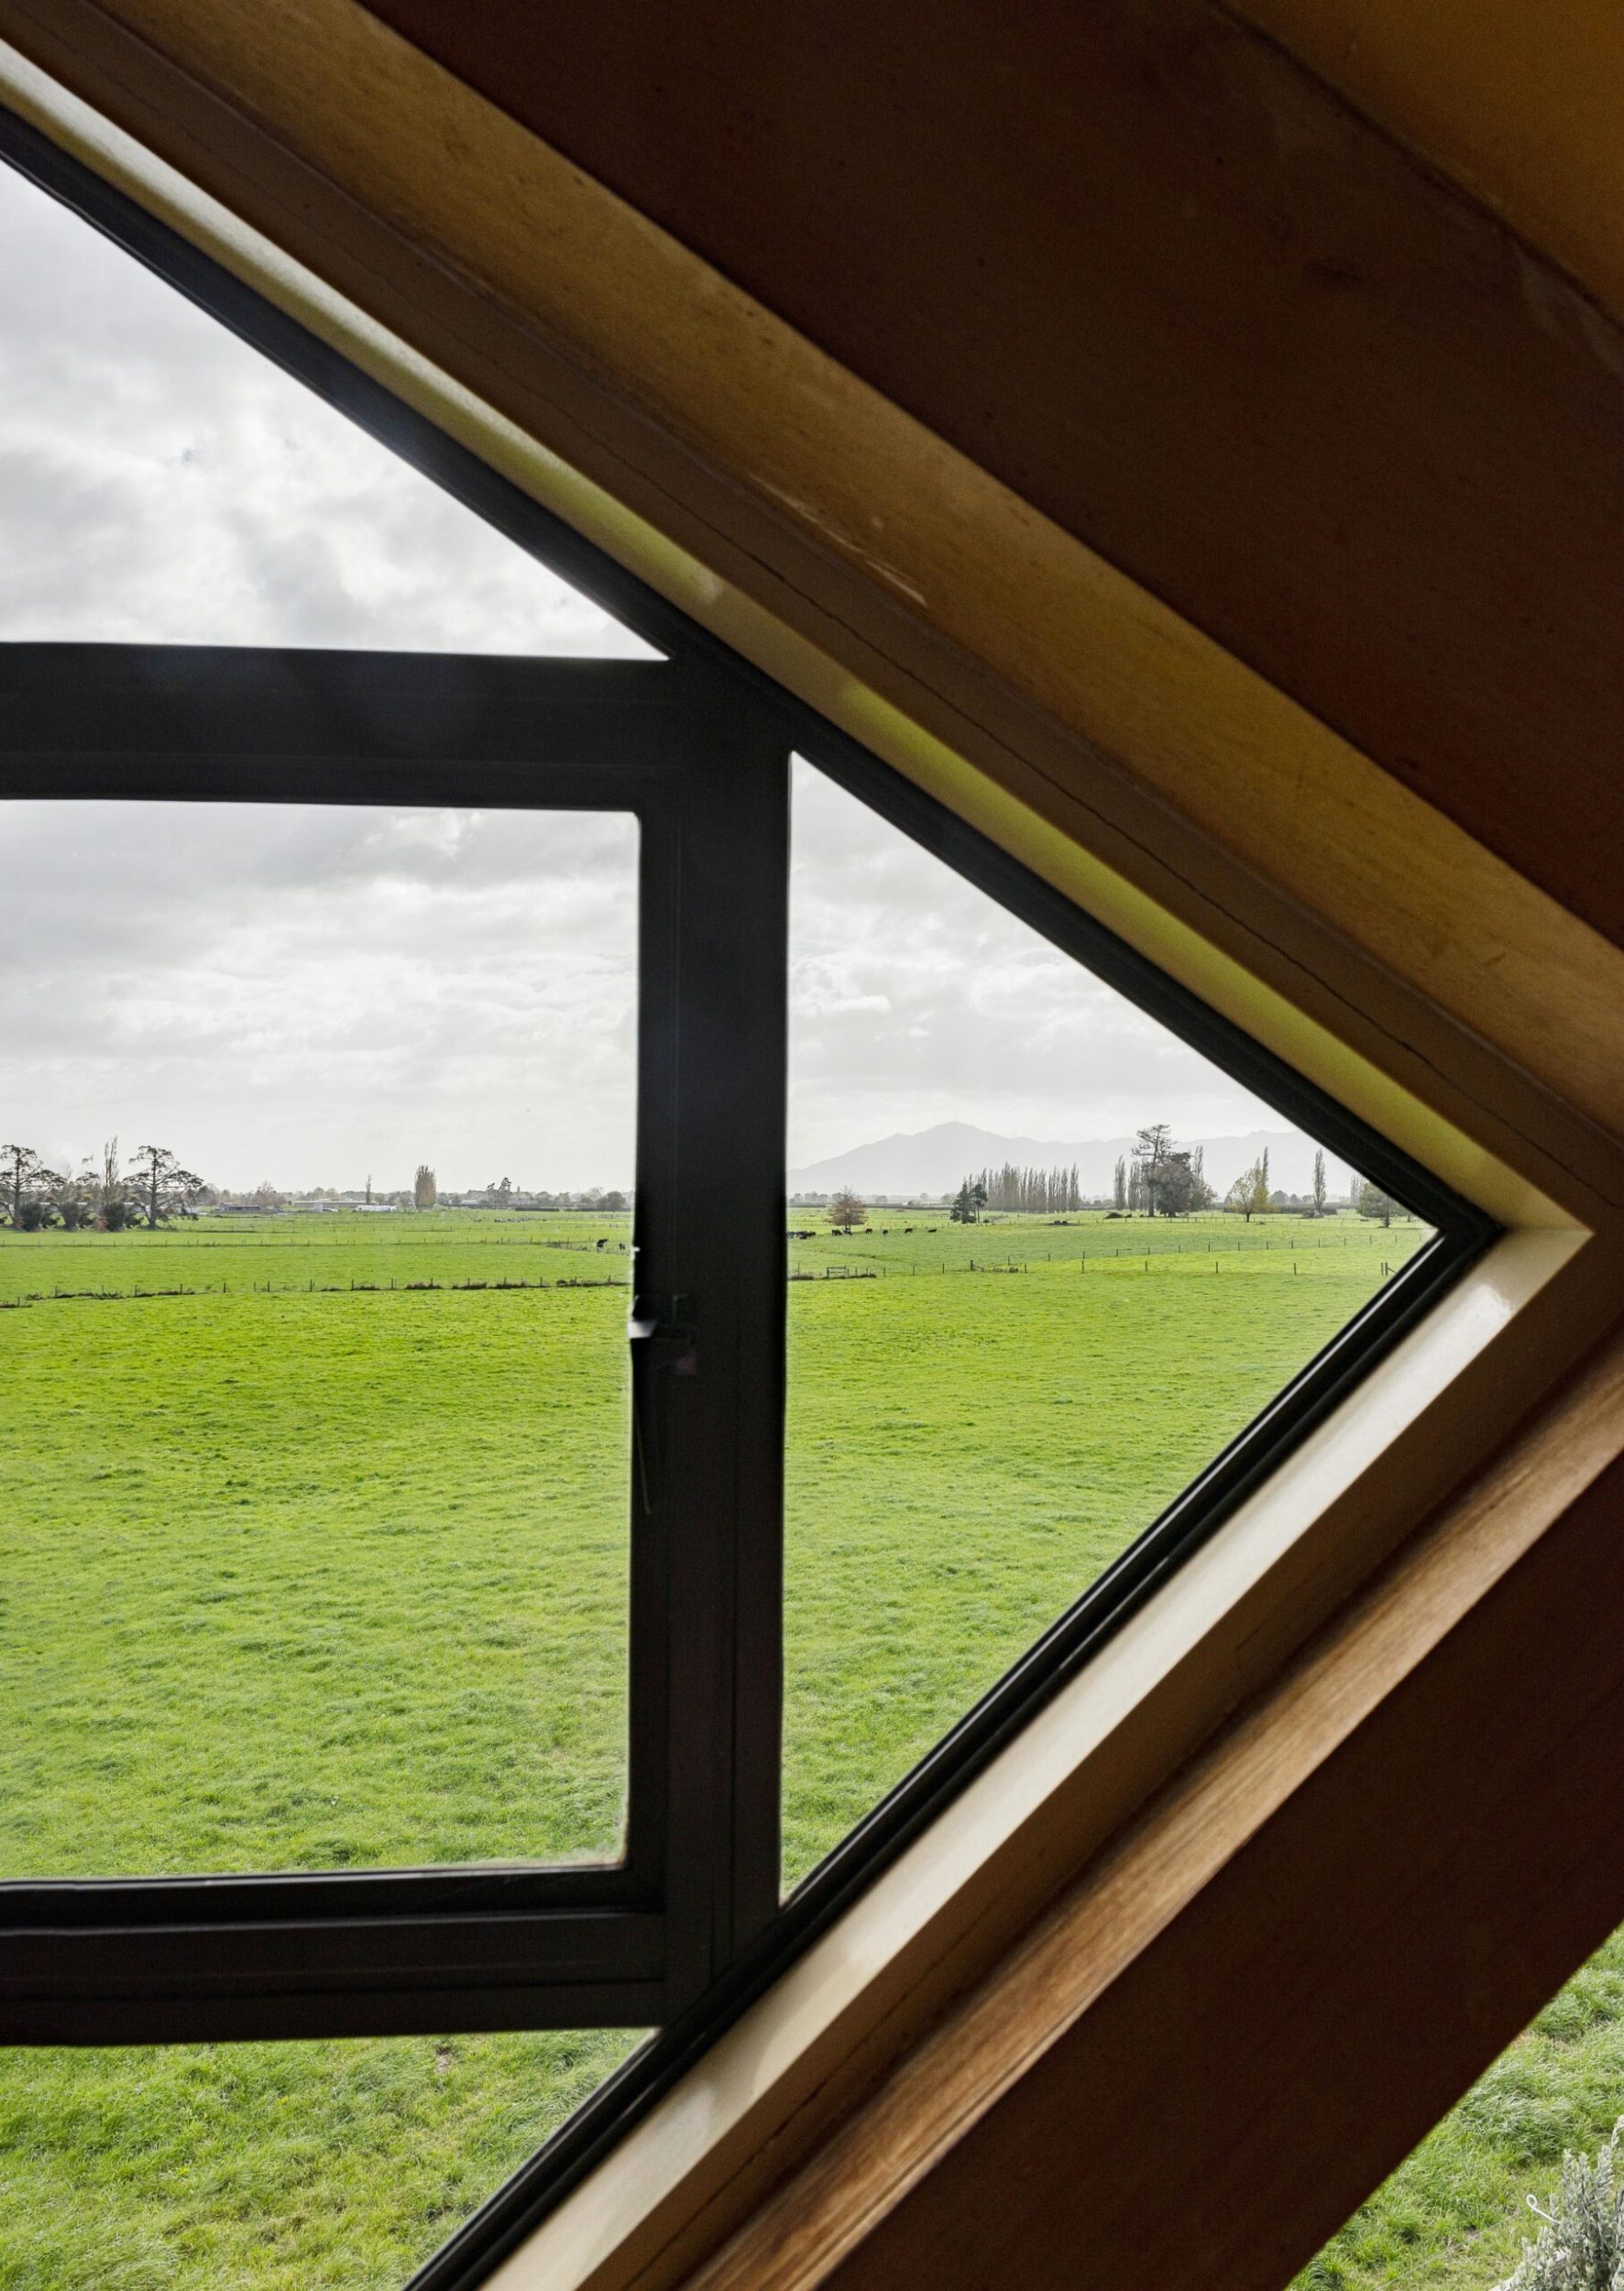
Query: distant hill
xmin=787 ymin=1120 xmax=1358 ymax=1202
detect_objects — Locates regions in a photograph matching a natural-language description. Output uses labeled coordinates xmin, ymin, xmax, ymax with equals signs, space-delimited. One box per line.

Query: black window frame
xmin=0 ymin=100 xmax=1498 ymax=2285
xmin=0 ymin=643 xmax=790 ymax=2043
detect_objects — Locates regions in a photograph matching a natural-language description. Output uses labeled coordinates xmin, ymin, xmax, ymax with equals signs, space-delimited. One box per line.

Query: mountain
xmin=786 ymin=1121 xmax=1357 ymax=1202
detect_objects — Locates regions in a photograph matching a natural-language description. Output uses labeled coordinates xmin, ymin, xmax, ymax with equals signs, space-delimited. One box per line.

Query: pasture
xmin=0 ymin=1202 xmax=1504 ymax=2290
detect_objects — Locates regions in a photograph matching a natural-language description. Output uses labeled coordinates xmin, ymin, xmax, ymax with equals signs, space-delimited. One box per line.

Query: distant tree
xmin=487 ymin=1176 xmax=514 ymax=1207
xmin=599 ymin=1189 xmax=628 ymax=1211
xmin=1124 ymin=1124 xmax=1211 ymax=1217
xmin=1312 ymin=1147 xmax=1328 ymax=1218
xmin=88 ymin=1138 xmax=137 ymax=1231
xmin=1155 ymin=1151 xmax=1199 ymax=1217
xmin=949 ymin=1180 xmax=975 ymax=1225
xmin=1133 ymin=1124 xmax=1175 ymax=1217
xmin=828 ymin=1189 xmax=867 ymax=1233
xmin=1252 ymin=1148 xmax=1272 ymax=1214
xmin=7 ymin=1146 xmax=61 ymax=1232
xmin=1189 ymin=1144 xmax=1215 ymax=1211
xmin=1 ymin=1142 xmax=49 ymax=1228
xmin=1113 ymin=1156 xmax=1128 ymax=1214
xmin=414 ymin=1163 xmax=437 ymax=1211
xmin=129 ymin=1144 xmax=206 ymax=1228
xmin=1225 ymin=1154 xmax=1273 ymax=1222
xmin=132 ymin=1143 xmax=172 ymax=1228
xmin=1356 ymin=1178 xmax=1396 ymax=1226
xmin=51 ymin=1167 xmax=93 ymax=1231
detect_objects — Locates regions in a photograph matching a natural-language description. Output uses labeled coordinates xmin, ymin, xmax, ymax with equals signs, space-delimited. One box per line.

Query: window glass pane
xmin=783 ymin=759 xmax=1432 ymax=1890
xmin=1298 ymin=1922 xmax=1624 ymax=2289
xmin=0 ymin=159 xmax=656 ymax=656
xmin=0 ymin=800 xmax=636 ymax=1876
xmin=0 ymin=2029 xmax=645 ymax=2290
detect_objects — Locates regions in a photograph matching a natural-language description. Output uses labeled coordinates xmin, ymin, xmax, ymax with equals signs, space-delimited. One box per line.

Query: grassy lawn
xmin=0 ymin=1277 xmax=629 ymax=1880
xmin=1297 ymin=1926 xmax=1624 ymax=2290
xmin=0 ymin=2029 xmax=642 ymax=2291
xmin=0 ymin=1206 xmax=1485 ymax=2288
xmin=783 ymin=1221 xmax=1413 ymax=1882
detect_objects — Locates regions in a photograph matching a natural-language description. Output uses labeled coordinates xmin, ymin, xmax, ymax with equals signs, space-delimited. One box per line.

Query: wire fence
xmin=0 ymin=1220 xmax=1418 ymax=1308
xmin=0 ymin=1231 xmax=631 ymax=1255
xmin=0 ymin=1274 xmax=630 ymax=1310
xmin=3 ymin=1247 xmax=1404 ymax=1310
xmin=790 ymin=1248 xmax=1399 ymax=1280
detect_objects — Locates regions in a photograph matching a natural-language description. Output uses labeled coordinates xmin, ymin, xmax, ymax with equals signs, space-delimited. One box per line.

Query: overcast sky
xmin=0 ymin=157 xmax=1312 ymax=1193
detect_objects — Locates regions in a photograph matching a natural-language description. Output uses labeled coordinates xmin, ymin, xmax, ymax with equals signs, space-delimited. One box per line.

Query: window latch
xmin=626 ymin=1313 xmax=698 ymax=1373
xmin=629 ymin=1312 xmax=697 ymax=1516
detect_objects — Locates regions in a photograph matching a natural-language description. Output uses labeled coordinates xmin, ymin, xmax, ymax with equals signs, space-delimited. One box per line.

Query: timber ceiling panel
xmin=360 ymin=0 xmax=1624 ymax=951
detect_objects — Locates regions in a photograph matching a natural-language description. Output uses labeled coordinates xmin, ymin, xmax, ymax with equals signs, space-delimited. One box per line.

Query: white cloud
xmin=0 ymin=162 xmax=654 ymax=657
xmin=2 ymin=803 xmax=639 ymax=1191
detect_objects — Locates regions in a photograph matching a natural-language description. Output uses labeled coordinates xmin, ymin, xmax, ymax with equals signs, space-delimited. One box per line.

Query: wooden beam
xmin=1229 ymin=0 xmax=1624 ymax=331
xmin=355 ymin=0 xmax=1624 ymax=955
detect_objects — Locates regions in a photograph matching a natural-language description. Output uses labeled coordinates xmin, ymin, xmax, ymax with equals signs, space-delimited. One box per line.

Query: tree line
xmin=2 ymin=1144 xmax=637 ymax=1229
xmin=951 ymin=1130 xmax=1389 ymax=1224
xmin=967 ymin=1162 xmax=1084 ymax=1215
xmin=2 ymin=1139 xmax=205 ymax=1231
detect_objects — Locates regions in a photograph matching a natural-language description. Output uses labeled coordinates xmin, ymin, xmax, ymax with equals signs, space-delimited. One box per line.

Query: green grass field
xmin=1297 ymin=1925 xmax=1624 ymax=2291
xmin=5 ymin=1203 xmax=1573 ymax=2291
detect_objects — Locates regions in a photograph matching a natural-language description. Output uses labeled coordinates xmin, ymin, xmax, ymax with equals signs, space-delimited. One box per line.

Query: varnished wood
xmin=357 ymin=0 xmax=1624 ymax=955
xmin=1230 ymin=0 xmax=1624 ymax=329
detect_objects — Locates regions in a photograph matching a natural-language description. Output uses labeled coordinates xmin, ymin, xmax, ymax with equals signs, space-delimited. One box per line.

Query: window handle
xmin=629 ymin=1313 xmax=697 ymax=1515
xmin=626 ymin=1313 xmax=698 ymax=1369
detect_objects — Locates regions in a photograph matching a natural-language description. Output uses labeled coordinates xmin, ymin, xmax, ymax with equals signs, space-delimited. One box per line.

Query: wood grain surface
xmin=360 ymin=0 xmax=1624 ymax=952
